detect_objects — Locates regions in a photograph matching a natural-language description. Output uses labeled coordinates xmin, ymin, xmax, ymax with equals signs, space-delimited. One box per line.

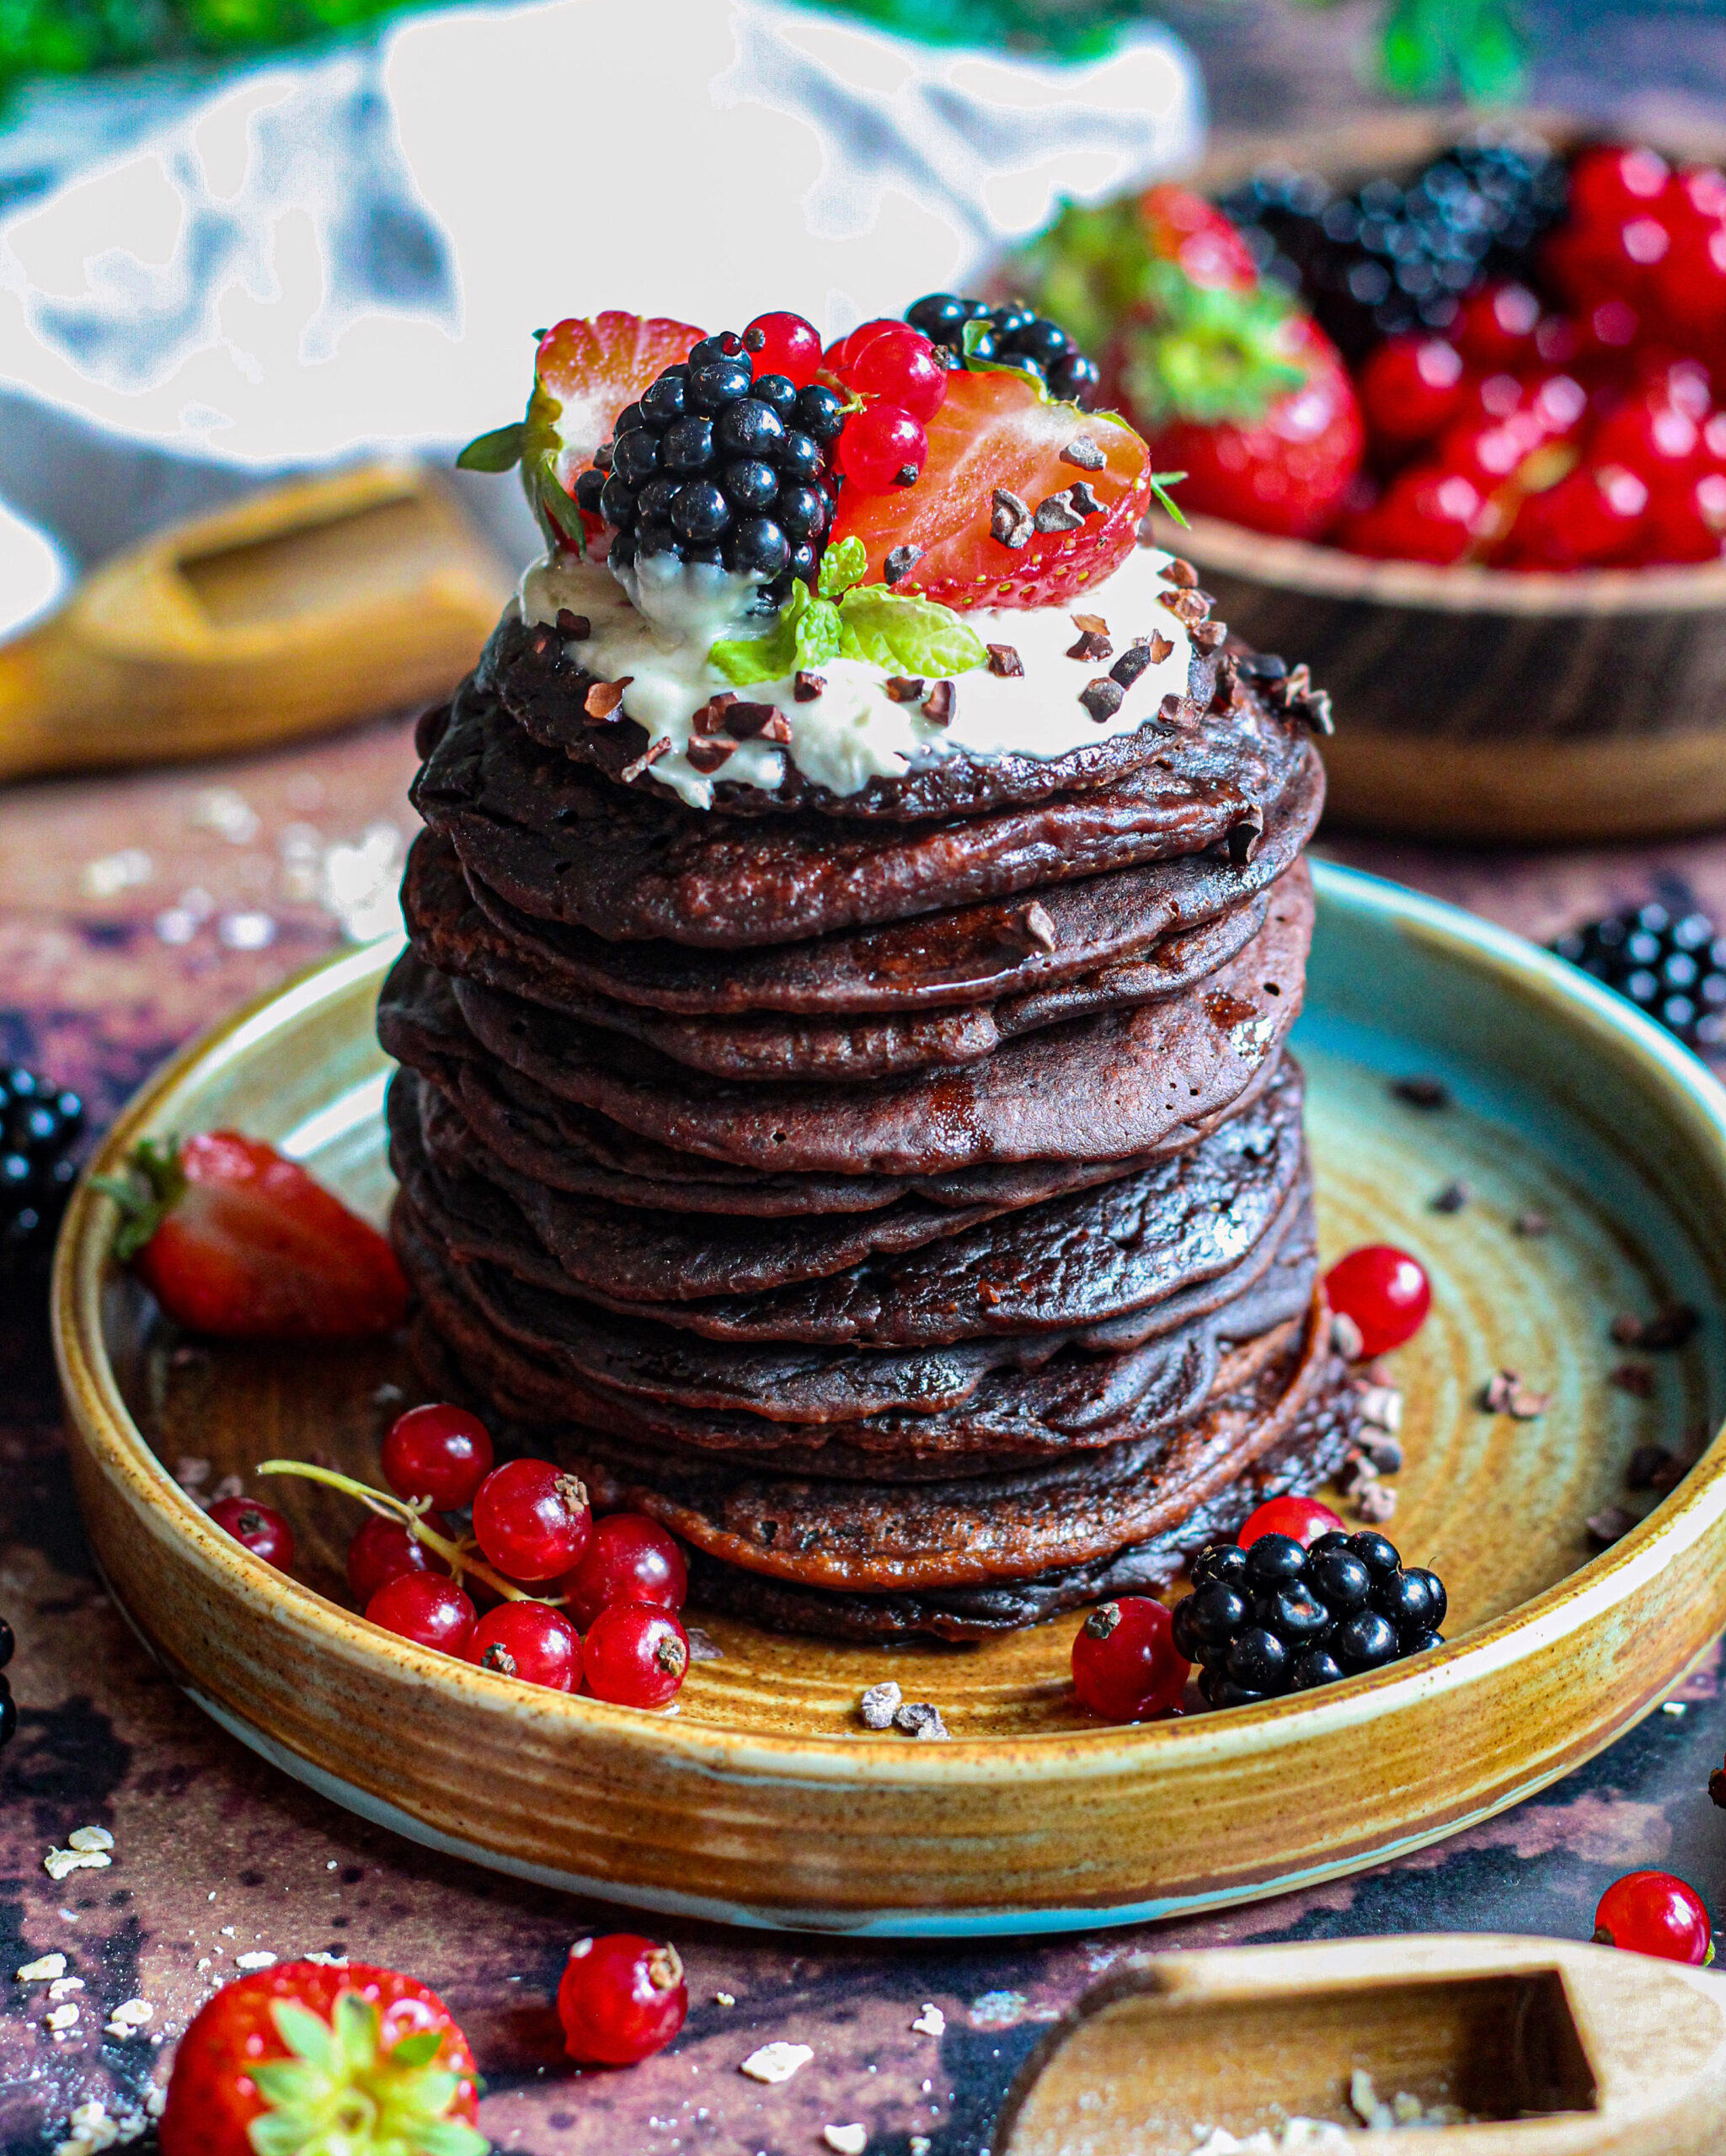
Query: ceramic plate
xmin=52 ymin=864 xmax=1726 ymax=1935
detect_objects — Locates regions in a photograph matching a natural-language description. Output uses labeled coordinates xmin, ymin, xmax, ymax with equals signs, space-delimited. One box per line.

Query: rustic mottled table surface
xmin=12 ymin=15 xmax=1726 ymax=2148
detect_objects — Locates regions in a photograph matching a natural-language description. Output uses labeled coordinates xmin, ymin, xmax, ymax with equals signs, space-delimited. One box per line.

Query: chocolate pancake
xmin=400 ymin=1050 xmax=1305 ymax=1310
xmin=403 ymin=830 xmax=1274 ymax=1081
xmin=413 ymin=675 xmax=1315 ymax=945
xmin=431 ymin=863 xmax=1311 ymax=1177
xmin=384 ymin=966 xmax=1285 ymax=1219
xmin=436 ymin=743 xmax=1319 ymax=1017
xmin=551 ymin=1292 xmax=1333 ymax=1592
xmin=398 ymin=1188 xmax=1316 ymax=1474
xmin=481 ymin=591 xmax=1288 ymax=825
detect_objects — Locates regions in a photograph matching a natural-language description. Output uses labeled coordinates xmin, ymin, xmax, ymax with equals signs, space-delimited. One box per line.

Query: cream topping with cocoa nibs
xmin=519 ymin=539 xmax=1198 ymax=810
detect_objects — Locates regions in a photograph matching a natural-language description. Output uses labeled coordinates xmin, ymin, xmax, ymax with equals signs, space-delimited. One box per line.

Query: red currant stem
xmin=255 ymin=1460 xmax=548 ymax=1606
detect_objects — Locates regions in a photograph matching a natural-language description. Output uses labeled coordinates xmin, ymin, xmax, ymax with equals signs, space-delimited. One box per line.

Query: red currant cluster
xmin=1344 ymin=144 xmax=1726 ymax=568
xmin=820 ymin=317 xmax=949 ymax=493
xmin=222 ymin=1405 xmax=693 ymax=1711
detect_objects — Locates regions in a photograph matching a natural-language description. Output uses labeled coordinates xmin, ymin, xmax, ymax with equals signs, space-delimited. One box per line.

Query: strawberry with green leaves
xmin=159 ymin=1961 xmax=484 ymax=2156
xmin=1016 ymin=185 xmax=1363 ymax=540
xmin=101 ymin=1130 xmax=409 ymax=1341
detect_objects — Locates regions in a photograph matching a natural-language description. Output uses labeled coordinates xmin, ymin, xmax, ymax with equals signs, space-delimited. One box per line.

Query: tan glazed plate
xmin=51 ymin=863 xmax=1726 ymax=1935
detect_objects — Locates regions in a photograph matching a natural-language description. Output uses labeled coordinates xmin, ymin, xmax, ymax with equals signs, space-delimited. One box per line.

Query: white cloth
xmin=0 ymin=0 xmax=1200 ymax=600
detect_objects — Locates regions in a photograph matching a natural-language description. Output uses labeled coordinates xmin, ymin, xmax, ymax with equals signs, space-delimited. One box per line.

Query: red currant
xmin=206 ymin=1497 xmax=296 ymax=1572
xmin=1357 ymin=335 xmax=1467 ymax=450
xmin=822 ymin=317 xmax=918 ymax=376
xmin=743 ymin=311 xmax=822 ymax=388
xmin=1455 ymin=281 xmax=1542 ymax=371
xmin=345 ymin=1512 xmax=450 ymax=1606
xmin=468 ymin=1601 xmax=581 ymax=1690
xmin=1593 ymin=1870 xmax=1712 ymax=1963
xmin=562 ymin=1514 xmax=687 ymax=1630
xmin=1071 ymin=1597 xmax=1188 ymax=1721
xmin=583 ymin=1603 xmax=689 ymax=1708
xmin=472 ymin=1460 xmax=592 ymax=1584
xmin=1325 ymin=1244 xmax=1431 ymax=1358
xmin=833 ymin=402 xmax=927 ymax=493
xmin=1237 ymin=1494 xmax=1344 ymax=1550
xmin=365 ymin=1572 xmax=476 ymax=1657
xmin=842 ymin=328 xmax=948 ymax=424
xmin=557 ymin=1935 xmax=687 ymax=2066
xmin=382 ymin=1402 xmax=494 ymax=1511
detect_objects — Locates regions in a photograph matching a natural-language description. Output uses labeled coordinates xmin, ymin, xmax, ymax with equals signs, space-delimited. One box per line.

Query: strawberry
xmin=159 ymin=1960 xmax=484 ymax=2156
xmin=827 ymin=367 xmax=1158 ymax=610
xmin=101 ymin=1131 xmax=409 ymax=1341
xmin=457 ymin=310 xmax=703 ymax=554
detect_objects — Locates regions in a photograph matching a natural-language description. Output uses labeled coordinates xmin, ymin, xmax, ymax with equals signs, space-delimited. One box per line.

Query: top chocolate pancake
xmin=479 ymin=591 xmax=1248 ymax=822
xmin=413 ymin=673 xmax=1316 ymax=947
xmin=436 ymin=861 xmax=1311 ymax=1177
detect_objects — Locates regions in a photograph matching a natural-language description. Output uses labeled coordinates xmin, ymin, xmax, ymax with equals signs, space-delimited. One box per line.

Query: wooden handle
xmin=997 ymin=1934 xmax=1726 ymax=2155
xmin=0 ymin=462 xmax=512 ymax=782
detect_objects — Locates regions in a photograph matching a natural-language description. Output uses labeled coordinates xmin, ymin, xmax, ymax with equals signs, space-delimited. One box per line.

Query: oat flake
xmin=740 ymin=2041 xmax=813 ymax=2084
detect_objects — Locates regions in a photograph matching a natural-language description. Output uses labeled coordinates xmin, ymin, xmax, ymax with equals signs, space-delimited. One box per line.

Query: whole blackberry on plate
xmin=903 ymin=294 xmax=1101 ymax=407
xmin=1 ymin=1066 xmax=83 ymax=1271
xmin=1552 ymin=900 xmax=1726 ymax=1052
xmin=1221 ymin=136 xmax=1568 ymax=362
xmin=574 ymin=331 xmax=845 ymax=606
xmin=1172 ymin=1529 xmax=1446 ymax=1709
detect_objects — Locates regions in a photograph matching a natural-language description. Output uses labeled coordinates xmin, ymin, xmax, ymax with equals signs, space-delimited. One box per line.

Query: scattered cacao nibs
xmin=1236 ymin=652 xmax=1288 ymax=681
xmin=530 ymin=627 xmax=553 ymax=659
xmin=692 ymin=691 xmax=738 ymax=736
xmin=1611 ymin=1304 xmax=1698 ymax=1351
xmin=1331 ymin=1310 xmax=1365 ymax=1361
xmin=1208 ymin=656 xmax=1241 ymax=713
xmin=885 ymin=676 xmax=926 ymax=703
xmin=1586 ymin=1504 xmax=1637 ymax=1546
xmin=1360 ymin=1430 xmax=1405 ymax=1476
xmin=1430 ymin=1179 xmax=1472 ymax=1214
xmin=894 ymin=1701 xmax=949 ymax=1742
xmin=685 ymin=1625 xmax=724 ymax=1662
xmin=1265 ymin=659 xmax=1334 ymax=734
xmin=1392 ymin=1076 xmax=1450 ymax=1109
xmin=884 ymin=544 xmax=924 ymax=585
xmin=1160 ymin=557 xmax=1200 ymax=587
xmin=686 ymin=737 xmax=735 ymax=775
xmin=617 ymin=735 xmax=671 ymax=784
xmin=986 ymin=643 xmax=1024 ymax=678
xmin=1627 ymin=1442 xmax=1675 ymax=1490
xmin=922 ymin=680 xmax=954 ymax=726
xmin=1021 ymin=900 xmax=1057 ymax=952
xmin=1158 ymin=586 xmax=1209 ymax=627
xmin=1071 ymin=611 xmax=1108 ymax=636
xmin=1226 ymin=808 xmax=1264 ymax=864
xmin=1357 ymin=1384 xmax=1403 ymax=1433
xmin=977 ymin=1281 xmax=1002 ymax=1307
xmin=1079 ymin=678 xmax=1124 ymax=723
xmin=990 ymin=488 xmax=1033 ymax=547
xmin=757 ymin=712 xmax=794 ymax=744
xmin=1336 ymin=1450 xmax=1378 ymax=1500
xmin=1066 ymin=627 xmax=1113 ymax=662
xmin=1109 ymin=638 xmax=1154 ymax=690
xmin=724 ymin=701 xmax=782 ymax=739
xmin=1189 ymin=619 xmax=1227 ymax=653
xmin=1611 ymin=1362 xmax=1656 ymax=1398
xmin=582 ymin=677 xmax=631 ymax=722
xmin=1148 ymin=631 xmax=1174 ymax=664
xmin=1034 ymin=490 xmax=1085 ymax=534
xmin=793 ymin=671 xmax=826 ymax=702
xmin=1481 ymin=1369 xmax=1551 ymax=1418
xmin=1066 ymin=479 xmax=1103 ymax=517
xmin=1354 ymin=1481 xmax=1398 ymax=1525
xmin=1514 ymin=1210 xmax=1551 ymax=1237
xmin=858 ymin=1680 xmax=901 ymax=1730
xmin=1061 ymin=434 xmax=1105 ymax=471
xmin=555 ymin=608 xmax=591 ymax=639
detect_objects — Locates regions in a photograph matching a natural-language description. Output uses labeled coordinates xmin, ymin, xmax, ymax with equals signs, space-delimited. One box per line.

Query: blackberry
xmin=1220 ymin=136 xmax=1568 ymax=362
xmin=1553 ymin=899 xmax=1726 ymax=1053
xmin=0 ymin=1066 xmax=83 ymax=1271
xmin=904 ymin=293 xmax=1101 ymax=408
xmin=1172 ymin=1529 xmax=1447 ymax=1710
xmin=596 ymin=334 xmax=842 ymax=606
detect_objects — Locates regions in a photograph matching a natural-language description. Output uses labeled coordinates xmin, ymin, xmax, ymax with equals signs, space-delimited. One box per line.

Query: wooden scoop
xmin=996 ymin=1932 xmax=1726 ymax=2155
xmin=0 ymin=462 xmax=512 ymax=782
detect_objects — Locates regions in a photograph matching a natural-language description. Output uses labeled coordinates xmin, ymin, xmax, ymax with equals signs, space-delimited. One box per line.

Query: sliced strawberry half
xmin=534 ymin=310 xmax=706 ymax=484
xmin=829 ymin=369 xmax=1154 ymax=610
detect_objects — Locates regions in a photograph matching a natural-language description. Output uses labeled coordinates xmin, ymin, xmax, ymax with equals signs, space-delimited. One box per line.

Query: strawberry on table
xmin=827 ymin=367 xmax=1159 ymax=610
xmin=101 ymin=1130 xmax=409 ymax=1341
xmin=159 ymin=1959 xmax=484 ymax=2156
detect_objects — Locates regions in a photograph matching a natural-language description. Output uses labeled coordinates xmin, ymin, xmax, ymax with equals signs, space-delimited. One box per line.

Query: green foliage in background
xmin=0 ymin=0 xmax=1529 ymax=113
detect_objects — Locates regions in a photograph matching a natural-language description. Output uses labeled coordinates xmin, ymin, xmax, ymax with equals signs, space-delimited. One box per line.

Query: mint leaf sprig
xmin=709 ymin=542 xmax=987 ymax=688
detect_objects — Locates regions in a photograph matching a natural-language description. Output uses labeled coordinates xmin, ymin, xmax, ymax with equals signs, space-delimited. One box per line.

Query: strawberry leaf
xmin=94 ymin=1135 xmax=184 ymax=1264
xmin=391 ymin=2029 xmax=445 ymax=2069
xmin=334 ymin=1991 xmax=381 ymax=2072
xmin=455 ymin=423 xmax=525 ymax=474
xmin=270 ymin=1999 xmax=341 ymax=2074
xmin=835 ymin=587 xmax=987 ymax=676
xmin=415 ymin=2123 xmax=491 ymax=2156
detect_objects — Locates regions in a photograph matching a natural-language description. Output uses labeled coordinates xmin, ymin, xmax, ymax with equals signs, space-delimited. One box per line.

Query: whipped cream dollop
xmin=517 ymin=540 xmax=1198 ymax=811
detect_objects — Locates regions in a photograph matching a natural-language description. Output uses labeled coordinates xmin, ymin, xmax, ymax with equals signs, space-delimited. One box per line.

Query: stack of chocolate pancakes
xmin=379 ymin=572 xmax=1360 ymax=1642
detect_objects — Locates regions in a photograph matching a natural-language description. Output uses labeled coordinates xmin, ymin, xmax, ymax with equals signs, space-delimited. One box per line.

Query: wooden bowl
xmin=1156 ymin=111 xmax=1726 ymax=843
xmin=50 ymin=865 xmax=1726 ymax=1934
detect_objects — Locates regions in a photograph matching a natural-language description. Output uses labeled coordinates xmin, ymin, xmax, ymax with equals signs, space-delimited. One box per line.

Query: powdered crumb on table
xmin=740 ymin=2041 xmax=812 ymax=2084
